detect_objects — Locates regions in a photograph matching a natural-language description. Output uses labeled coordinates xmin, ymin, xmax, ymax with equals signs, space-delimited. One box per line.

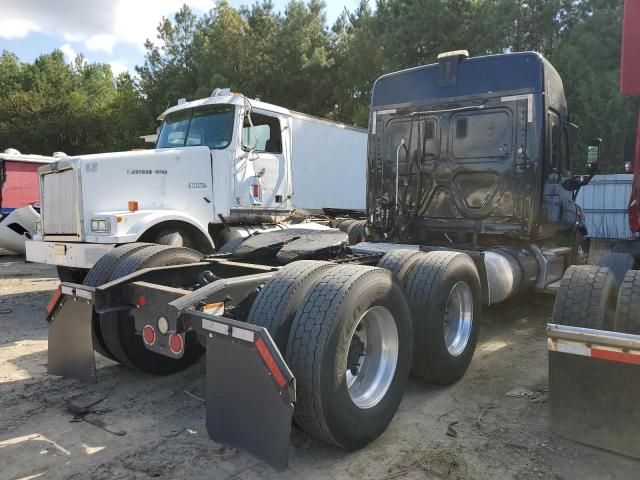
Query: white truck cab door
xmin=234 ymin=111 xmax=291 ymax=211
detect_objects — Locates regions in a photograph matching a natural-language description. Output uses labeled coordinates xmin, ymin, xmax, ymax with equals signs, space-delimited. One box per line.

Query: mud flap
xmin=199 ymin=314 xmax=295 ymax=471
xmin=47 ymin=285 xmax=96 ymax=382
xmin=548 ymin=323 xmax=640 ymax=459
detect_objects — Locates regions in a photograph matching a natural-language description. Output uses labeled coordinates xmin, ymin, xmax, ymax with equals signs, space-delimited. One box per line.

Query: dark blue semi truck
xmin=45 ymin=51 xmax=595 ymax=470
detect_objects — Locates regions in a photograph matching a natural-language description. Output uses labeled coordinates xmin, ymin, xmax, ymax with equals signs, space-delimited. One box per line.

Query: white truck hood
xmin=76 ymin=147 xmax=213 ymax=213
xmin=39 ymin=146 xmax=219 ymax=241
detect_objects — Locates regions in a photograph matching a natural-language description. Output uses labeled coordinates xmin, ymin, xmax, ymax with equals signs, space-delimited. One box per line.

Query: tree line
xmin=0 ymin=0 xmax=636 ymax=172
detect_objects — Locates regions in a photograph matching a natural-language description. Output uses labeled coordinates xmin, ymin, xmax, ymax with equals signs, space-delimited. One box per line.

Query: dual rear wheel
xmin=85 ymin=243 xmax=204 ymax=374
xmin=248 ymin=262 xmax=412 ymax=449
xmin=552 ymin=259 xmax=640 ymax=334
xmin=246 ymin=248 xmax=481 ymax=448
xmin=377 ymin=249 xmax=481 ymax=385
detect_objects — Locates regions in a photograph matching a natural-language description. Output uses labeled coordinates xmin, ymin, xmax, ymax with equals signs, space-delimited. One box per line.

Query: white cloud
xmin=109 ymin=60 xmax=128 ymax=76
xmin=0 ymin=18 xmax=40 ymax=39
xmin=61 ymin=32 xmax=85 ymax=43
xmin=60 ymin=44 xmax=77 ymax=62
xmin=0 ymin=0 xmax=215 ymax=49
xmin=111 ymin=0 xmax=215 ymax=51
xmin=86 ymin=34 xmax=117 ymax=53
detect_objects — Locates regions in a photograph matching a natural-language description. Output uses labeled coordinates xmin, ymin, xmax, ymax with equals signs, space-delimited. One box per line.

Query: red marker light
xmin=169 ymin=333 xmax=184 ymax=355
xmin=251 ymin=184 xmax=260 ymax=198
xmin=255 ymin=338 xmax=287 ymax=388
xmin=46 ymin=287 xmax=62 ymax=317
xmin=143 ymin=325 xmax=156 ymax=346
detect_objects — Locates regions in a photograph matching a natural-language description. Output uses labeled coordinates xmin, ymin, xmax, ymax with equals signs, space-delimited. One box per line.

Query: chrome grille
xmin=42 ymin=169 xmax=80 ymax=236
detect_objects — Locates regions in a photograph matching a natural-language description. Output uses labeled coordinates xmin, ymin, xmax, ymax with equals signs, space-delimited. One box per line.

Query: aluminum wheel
xmin=345 ymin=306 xmax=399 ymax=409
xmin=444 ymin=281 xmax=473 ymax=356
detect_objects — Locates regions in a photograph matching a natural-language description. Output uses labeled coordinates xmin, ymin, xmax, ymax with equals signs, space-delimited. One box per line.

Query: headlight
xmin=91 ymin=219 xmax=111 ymax=233
xmin=35 ymin=221 xmax=42 ymax=234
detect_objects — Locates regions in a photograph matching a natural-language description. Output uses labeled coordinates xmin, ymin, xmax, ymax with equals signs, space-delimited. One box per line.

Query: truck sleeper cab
xmin=25 ymin=90 xmax=367 ymax=275
xmin=367 ymin=50 xmax=583 ymax=246
xmin=44 ymin=52 xmax=591 ymax=471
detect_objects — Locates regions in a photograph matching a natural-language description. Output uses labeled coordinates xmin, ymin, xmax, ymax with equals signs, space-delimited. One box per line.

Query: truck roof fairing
xmin=371 ymin=51 xmax=566 ymax=114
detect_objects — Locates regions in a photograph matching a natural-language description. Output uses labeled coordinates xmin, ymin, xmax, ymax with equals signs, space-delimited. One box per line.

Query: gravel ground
xmin=1 ymin=254 xmax=639 ymax=480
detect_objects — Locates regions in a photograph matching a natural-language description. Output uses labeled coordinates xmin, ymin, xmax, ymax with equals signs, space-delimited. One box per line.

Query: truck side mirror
xmin=561 ymin=177 xmax=581 ymax=192
xmin=586 ymin=138 xmax=602 ymax=174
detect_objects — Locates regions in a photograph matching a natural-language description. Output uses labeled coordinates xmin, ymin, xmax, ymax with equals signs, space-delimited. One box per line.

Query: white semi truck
xmin=25 ymin=89 xmax=367 ymax=278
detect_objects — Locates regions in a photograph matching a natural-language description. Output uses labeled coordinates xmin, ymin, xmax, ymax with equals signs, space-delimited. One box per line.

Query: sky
xmin=0 ymin=0 xmax=358 ymax=76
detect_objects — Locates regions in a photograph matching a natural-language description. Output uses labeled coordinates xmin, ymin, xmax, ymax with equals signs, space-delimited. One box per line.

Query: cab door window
xmin=242 ymin=113 xmax=282 ymax=153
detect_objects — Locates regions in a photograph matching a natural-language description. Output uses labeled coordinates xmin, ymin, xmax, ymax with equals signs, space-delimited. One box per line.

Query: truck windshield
xmin=157 ymin=105 xmax=235 ymax=149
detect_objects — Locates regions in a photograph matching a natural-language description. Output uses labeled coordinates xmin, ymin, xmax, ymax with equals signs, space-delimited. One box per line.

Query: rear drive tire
xmin=377 ymin=249 xmax=423 ymax=285
xmin=100 ymin=245 xmax=205 ymax=374
xmin=286 ymin=265 xmax=412 ymax=449
xmin=346 ymin=220 xmax=366 ymax=245
xmin=614 ymin=270 xmax=640 ymax=334
xmin=552 ymin=265 xmax=617 ymax=330
xmin=247 ymin=260 xmax=335 ymax=350
xmin=596 ymin=252 xmax=634 ymax=288
xmin=155 ymin=229 xmax=194 ymax=249
xmin=404 ymin=251 xmax=481 ymax=385
xmin=84 ymin=243 xmax=153 ymax=286
xmin=83 ymin=242 xmax=154 ymax=361
xmin=337 ymin=219 xmax=356 ymax=237
xmin=217 ymin=237 xmax=245 ymax=254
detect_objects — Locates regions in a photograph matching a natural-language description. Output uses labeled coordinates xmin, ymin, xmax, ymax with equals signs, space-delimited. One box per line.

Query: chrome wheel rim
xmin=346 ymin=306 xmax=399 ymax=409
xmin=444 ymin=281 xmax=473 ymax=356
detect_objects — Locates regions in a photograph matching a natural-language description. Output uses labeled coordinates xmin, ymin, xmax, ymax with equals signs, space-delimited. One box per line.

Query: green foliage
xmin=0 ymin=49 xmax=153 ymax=155
xmin=0 ymin=0 xmax=634 ymax=172
xmin=550 ymin=0 xmax=638 ymax=172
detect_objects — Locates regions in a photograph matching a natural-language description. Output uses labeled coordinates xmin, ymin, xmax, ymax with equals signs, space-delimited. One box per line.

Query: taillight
xmin=142 ymin=325 xmax=156 ymax=346
xmin=169 ymin=333 xmax=184 ymax=355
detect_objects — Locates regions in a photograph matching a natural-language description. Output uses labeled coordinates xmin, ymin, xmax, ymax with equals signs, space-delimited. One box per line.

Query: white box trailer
xmin=26 ymin=91 xmax=367 ymax=271
xmin=289 ymin=113 xmax=365 ymax=211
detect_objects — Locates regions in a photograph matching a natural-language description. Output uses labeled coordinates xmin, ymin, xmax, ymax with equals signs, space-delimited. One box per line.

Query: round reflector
xmin=157 ymin=316 xmax=169 ymax=335
xmin=142 ymin=325 xmax=156 ymax=346
xmin=169 ymin=333 xmax=184 ymax=355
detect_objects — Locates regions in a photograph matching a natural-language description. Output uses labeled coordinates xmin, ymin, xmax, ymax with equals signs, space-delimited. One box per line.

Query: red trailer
xmin=621 ymin=0 xmax=640 ymax=232
xmin=0 ymin=148 xmax=56 ymax=253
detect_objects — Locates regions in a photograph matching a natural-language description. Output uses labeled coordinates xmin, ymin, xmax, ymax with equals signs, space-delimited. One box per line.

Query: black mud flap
xmin=47 ymin=284 xmax=97 ymax=382
xmin=197 ymin=313 xmax=295 ymax=471
xmin=548 ymin=323 xmax=640 ymax=459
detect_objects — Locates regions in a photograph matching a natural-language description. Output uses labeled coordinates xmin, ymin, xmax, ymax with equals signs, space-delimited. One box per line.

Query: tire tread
xmin=552 ymin=265 xmax=617 ymax=329
xmin=286 ymin=265 xmax=387 ymax=446
xmin=615 ymin=270 xmax=640 ymax=333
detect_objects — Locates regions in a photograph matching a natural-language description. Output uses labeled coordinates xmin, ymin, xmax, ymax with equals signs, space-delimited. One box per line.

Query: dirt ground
xmin=1 ymin=253 xmax=639 ymax=480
